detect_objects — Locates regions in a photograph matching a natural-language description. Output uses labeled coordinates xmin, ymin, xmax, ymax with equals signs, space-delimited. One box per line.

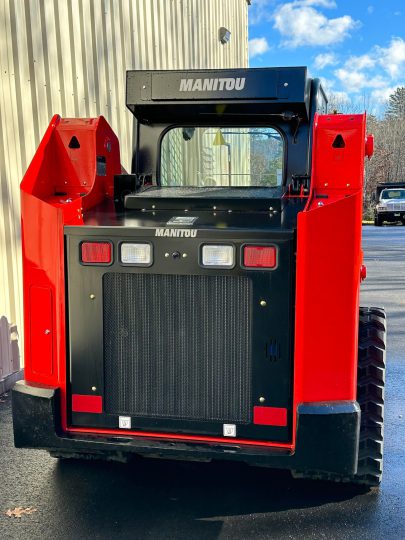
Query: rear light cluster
xmin=80 ymin=242 xmax=277 ymax=269
xmin=81 ymin=242 xmax=112 ymax=264
xmin=243 ymin=245 xmax=277 ymax=269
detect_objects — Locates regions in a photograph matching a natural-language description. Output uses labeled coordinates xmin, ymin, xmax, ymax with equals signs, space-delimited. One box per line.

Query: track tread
xmin=292 ymin=306 xmax=386 ymax=488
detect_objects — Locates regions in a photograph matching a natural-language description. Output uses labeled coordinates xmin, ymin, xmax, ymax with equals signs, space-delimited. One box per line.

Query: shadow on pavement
xmin=49 ymin=456 xmax=370 ymax=538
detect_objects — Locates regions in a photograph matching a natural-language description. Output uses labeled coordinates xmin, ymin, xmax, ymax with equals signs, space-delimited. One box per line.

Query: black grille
xmin=103 ymin=273 xmax=252 ymax=423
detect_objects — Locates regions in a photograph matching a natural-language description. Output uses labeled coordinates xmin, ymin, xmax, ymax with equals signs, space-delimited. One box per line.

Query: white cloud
xmin=329 ymin=38 xmax=405 ymax=97
xmin=367 ymin=5 xmax=374 ymax=14
xmin=375 ymin=37 xmax=405 ymax=78
xmin=249 ymin=0 xmax=337 ymax=25
xmin=273 ymin=1 xmax=359 ymax=48
xmin=371 ymin=86 xmax=403 ymax=103
xmin=329 ymin=90 xmax=351 ymax=103
xmin=248 ymin=0 xmax=274 ymax=25
xmin=319 ymin=77 xmax=350 ymax=102
xmin=334 ymin=68 xmax=387 ymax=93
xmin=296 ymin=0 xmax=337 ymax=6
xmin=314 ymin=52 xmax=338 ymax=69
xmin=249 ymin=37 xmax=271 ymax=58
xmin=345 ymin=54 xmax=375 ymax=71
xmin=319 ymin=76 xmax=335 ymax=89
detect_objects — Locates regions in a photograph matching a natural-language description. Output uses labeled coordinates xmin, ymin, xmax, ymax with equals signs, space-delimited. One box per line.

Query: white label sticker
xmin=119 ymin=416 xmax=131 ymax=429
xmin=223 ymin=424 xmax=237 ymax=437
xmin=166 ymin=216 xmax=198 ymax=226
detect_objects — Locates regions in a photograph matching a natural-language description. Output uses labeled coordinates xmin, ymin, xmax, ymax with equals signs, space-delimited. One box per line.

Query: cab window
xmin=160 ymin=127 xmax=283 ymax=187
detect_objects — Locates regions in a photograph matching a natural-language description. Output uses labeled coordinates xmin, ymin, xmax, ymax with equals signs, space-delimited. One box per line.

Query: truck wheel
xmin=374 ymin=216 xmax=383 ymax=226
xmin=291 ymin=307 xmax=386 ymax=487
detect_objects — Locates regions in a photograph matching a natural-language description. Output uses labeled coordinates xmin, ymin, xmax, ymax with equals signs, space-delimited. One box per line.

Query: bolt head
xmin=260 ymin=300 xmax=267 ymax=307
xmin=89 ymin=294 xmax=96 ymax=300
xmin=91 ymin=386 xmax=97 ymax=392
xmin=259 ymin=396 xmax=266 ymax=403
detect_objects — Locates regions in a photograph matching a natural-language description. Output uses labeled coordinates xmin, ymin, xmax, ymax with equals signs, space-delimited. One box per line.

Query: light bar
xmin=243 ymin=245 xmax=277 ymax=268
xmin=81 ymin=242 xmax=112 ymax=264
xmin=201 ymin=244 xmax=234 ymax=268
xmin=121 ymin=242 xmax=152 ymax=266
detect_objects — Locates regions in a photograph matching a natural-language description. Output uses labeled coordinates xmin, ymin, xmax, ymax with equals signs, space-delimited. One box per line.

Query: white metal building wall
xmin=0 ymin=0 xmax=249 ymax=357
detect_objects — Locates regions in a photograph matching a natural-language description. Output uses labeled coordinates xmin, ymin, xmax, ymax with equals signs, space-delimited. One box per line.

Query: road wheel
xmin=374 ymin=215 xmax=383 ymax=226
xmin=291 ymin=307 xmax=386 ymax=487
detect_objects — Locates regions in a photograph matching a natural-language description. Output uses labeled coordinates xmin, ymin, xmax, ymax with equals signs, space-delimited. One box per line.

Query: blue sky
xmin=248 ymin=1 xmax=405 ymax=110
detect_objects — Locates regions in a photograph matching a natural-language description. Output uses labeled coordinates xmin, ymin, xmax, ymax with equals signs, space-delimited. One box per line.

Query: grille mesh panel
xmin=103 ymin=273 xmax=252 ymax=423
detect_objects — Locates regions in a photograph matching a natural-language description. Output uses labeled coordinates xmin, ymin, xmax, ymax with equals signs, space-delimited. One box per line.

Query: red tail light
xmin=81 ymin=242 xmax=112 ymax=264
xmin=243 ymin=245 xmax=277 ymax=268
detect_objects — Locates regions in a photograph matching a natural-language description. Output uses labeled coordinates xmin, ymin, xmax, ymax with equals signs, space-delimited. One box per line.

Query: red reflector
xmin=253 ymin=406 xmax=287 ymax=426
xmin=243 ymin=246 xmax=277 ymax=268
xmin=81 ymin=242 xmax=111 ymax=264
xmin=72 ymin=394 xmax=103 ymax=413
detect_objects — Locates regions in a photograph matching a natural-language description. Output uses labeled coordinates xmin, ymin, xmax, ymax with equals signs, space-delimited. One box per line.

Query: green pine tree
xmin=386 ymin=87 xmax=405 ymax=118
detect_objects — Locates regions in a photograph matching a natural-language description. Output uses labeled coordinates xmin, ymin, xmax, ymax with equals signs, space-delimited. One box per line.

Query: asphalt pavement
xmin=1 ymin=226 xmax=404 ymax=540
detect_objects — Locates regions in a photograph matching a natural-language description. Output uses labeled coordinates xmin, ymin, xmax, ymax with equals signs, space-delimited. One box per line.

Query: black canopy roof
xmin=126 ymin=67 xmax=312 ymax=124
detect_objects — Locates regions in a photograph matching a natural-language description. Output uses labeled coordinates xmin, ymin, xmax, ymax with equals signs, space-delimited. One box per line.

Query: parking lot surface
xmin=1 ymin=226 xmax=404 ymax=539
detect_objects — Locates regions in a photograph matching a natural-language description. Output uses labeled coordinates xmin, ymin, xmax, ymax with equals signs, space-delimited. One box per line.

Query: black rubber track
xmin=292 ymin=306 xmax=386 ymax=487
xmin=355 ymin=306 xmax=386 ymax=486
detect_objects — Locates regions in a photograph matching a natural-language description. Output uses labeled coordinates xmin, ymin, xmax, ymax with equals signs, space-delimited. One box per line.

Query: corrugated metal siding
xmin=0 ymin=0 xmax=248 ymax=361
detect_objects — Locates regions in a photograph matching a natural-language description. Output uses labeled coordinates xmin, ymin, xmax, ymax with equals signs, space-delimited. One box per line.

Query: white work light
xmin=121 ymin=243 xmax=152 ymax=266
xmin=201 ymin=244 xmax=235 ymax=268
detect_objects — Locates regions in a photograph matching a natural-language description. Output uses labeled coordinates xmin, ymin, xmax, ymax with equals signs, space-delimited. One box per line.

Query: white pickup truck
xmin=374 ymin=183 xmax=405 ymax=226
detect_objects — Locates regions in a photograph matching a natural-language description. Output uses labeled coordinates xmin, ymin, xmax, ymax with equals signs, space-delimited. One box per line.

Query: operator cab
xmin=111 ymin=67 xmax=327 ymax=228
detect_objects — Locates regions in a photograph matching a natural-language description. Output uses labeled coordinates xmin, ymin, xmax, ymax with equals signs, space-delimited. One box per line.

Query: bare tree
xmin=324 ymin=89 xmax=405 ymax=217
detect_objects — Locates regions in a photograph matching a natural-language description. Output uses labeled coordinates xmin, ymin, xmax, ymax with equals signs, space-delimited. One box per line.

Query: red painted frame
xmin=21 ymin=113 xmax=369 ymax=451
xmin=21 ymin=115 xmax=121 ymax=432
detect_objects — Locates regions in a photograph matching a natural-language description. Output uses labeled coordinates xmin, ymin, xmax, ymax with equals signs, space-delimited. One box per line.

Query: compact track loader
xmin=13 ymin=67 xmax=386 ymax=486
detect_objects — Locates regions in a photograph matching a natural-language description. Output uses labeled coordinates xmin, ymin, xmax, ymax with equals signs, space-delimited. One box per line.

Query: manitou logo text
xmin=155 ymin=228 xmax=197 ymax=238
xmin=179 ymin=78 xmax=246 ymax=92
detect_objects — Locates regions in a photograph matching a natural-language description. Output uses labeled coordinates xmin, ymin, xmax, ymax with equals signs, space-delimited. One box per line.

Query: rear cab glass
xmin=160 ymin=126 xmax=284 ymax=188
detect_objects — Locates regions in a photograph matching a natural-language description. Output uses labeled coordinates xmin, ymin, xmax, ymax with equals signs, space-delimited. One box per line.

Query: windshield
xmin=380 ymin=189 xmax=405 ymax=200
xmin=160 ymin=127 xmax=283 ymax=187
